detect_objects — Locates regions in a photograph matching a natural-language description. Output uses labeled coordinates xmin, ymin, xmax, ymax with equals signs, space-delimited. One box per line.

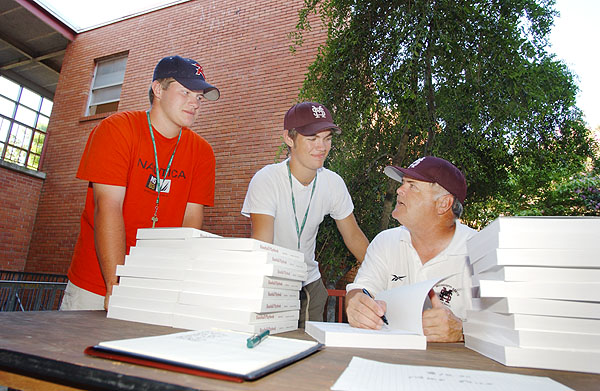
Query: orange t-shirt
xmin=68 ymin=111 xmax=215 ymax=295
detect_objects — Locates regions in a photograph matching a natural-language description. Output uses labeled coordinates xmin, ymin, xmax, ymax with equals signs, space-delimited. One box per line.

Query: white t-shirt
xmin=346 ymin=223 xmax=476 ymax=319
xmin=242 ymin=159 xmax=354 ymax=285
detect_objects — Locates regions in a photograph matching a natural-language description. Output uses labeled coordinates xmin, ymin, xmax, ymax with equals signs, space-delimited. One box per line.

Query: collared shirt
xmin=347 ymin=223 xmax=476 ymax=319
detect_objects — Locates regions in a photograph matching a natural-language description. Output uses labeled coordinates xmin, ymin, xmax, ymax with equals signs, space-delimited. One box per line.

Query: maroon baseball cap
xmin=153 ymin=56 xmax=220 ymax=101
xmin=284 ymin=102 xmax=341 ymax=136
xmin=384 ymin=156 xmax=467 ymax=203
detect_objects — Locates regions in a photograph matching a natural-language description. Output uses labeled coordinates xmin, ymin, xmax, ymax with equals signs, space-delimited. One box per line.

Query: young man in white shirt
xmin=242 ymin=102 xmax=369 ymax=327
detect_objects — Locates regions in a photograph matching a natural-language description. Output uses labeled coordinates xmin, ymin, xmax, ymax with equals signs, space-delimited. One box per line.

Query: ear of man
xmin=283 ymin=129 xmax=295 ymax=148
xmin=435 ymin=193 xmax=454 ymax=215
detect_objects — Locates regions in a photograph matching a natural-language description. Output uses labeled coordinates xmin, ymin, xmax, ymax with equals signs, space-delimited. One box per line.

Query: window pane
xmin=36 ymin=115 xmax=49 ymax=131
xmin=89 ymin=85 xmax=122 ymax=105
xmin=0 ymin=96 xmax=16 ymax=117
xmin=94 ymin=57 xmax=127 ymax=88
xmin=31 ymin=131 xmax=46 ymax=154
xmin=27 ymin=153 xmax=40 ymax=170
xmin=0 ymin=117 xmax=10 ymax=142
xmin=15 ymin=105 xmax=37 ymax=127
xmin=40 ymin=98 xmax=53 ymax=116
xmin=9 ymin=124 xmax=33 ymax=149
xmin=0 ymin=76 xmax=20 ymax=100
xmin=5 ymin=146 xmax=27 ymax=165
xmin=19 ymin=88 xmax=41 ymax=110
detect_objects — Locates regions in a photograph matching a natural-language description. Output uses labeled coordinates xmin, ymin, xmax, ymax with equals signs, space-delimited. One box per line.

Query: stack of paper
xmin=107 ymin=227 xmax=307 ymax=334
xmin=464 ymin=216 xmax=600 ymax=374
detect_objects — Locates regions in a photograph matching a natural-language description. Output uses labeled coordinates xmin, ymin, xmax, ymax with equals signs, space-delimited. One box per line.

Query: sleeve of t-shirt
xmin=188 ymin=136 xmax=215 ymax=207
xmin=76 ymin=114 xmax=133 ymax=187
xmin=241 ymin=166 xmax=278 ymax=218
xmin=327 ymin=171 xmax=354 ymax=220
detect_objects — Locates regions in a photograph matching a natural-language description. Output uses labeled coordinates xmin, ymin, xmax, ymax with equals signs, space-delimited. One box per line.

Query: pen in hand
xmin=362 ymin=288 xmax=389 ymax=325
xmin=247 ymin=330 xmax=270 ymax=348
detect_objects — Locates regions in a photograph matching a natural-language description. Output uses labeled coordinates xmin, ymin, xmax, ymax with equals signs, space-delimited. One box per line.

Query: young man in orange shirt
xmin=61 ymin=56 xmax=219 ymax=310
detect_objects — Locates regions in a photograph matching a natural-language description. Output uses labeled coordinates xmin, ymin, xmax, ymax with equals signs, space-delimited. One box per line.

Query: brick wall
xmin=24 ymin=0 xmax=326 ymax=274
xmin=0 ymin=163 xmax=44 ymax=270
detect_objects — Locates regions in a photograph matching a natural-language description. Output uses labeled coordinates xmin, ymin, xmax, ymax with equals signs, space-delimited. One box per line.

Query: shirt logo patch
xmin=146 ymin=174 xmax=172 ymax=193
xmin=437 ymin=284 xmax=459 ymax=305
xmin=311 ymin=105 xmax=326 ymax=119
xmin=391 ymin=274 xmax=406 ymax=282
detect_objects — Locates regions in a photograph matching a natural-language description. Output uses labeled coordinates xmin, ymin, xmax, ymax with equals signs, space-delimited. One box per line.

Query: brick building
xmin=0 ymin=0 xmax=326 ymax=274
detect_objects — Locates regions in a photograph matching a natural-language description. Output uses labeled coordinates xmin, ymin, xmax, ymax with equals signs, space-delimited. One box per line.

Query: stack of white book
xmin=107 ymin=227 xmax=307 ymax=334
xmin=464 ymin=216 xmax=600 ymax=374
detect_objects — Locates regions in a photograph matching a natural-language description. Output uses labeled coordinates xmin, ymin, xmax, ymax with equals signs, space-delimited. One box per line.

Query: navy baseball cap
xmin=153 ymin=56 xmax=220 ymax=101
xmin=384 ymin=156 xmax=467 ymax=203
xmin=284 ymin=102 xmax=341 ymax=136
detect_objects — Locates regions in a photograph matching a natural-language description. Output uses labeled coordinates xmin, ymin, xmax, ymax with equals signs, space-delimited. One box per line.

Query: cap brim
xmin=296 ymin=121 xmax=342 ymax=136
xmin=383 ymin=166 xmax=404 ymax=182
xmin=384 ymin=166 xmax=433 ymax=183
xmin=175 ymin=78 xmax=220 ymax=101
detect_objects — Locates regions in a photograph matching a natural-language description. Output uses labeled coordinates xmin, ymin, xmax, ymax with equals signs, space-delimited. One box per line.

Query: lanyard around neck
xmin=287 ymin=160 xmax=318 ymax=249
xmin=146 ymin=111 xmax=182 ymax=227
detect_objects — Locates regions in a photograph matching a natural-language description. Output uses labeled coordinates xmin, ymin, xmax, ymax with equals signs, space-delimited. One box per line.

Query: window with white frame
xmin=0 ymin=76 xmax=53 ymax=171
xmin=86 ymin=54 xmax=128 ymax=116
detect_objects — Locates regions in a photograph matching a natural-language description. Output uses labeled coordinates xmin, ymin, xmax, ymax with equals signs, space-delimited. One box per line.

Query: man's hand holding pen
xmin=346 ymin=288 xmax=389 ymax=330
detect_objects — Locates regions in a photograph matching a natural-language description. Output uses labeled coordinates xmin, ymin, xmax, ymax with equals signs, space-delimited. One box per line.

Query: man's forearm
xmin=94 ymin=205 xmax=126 ymax=293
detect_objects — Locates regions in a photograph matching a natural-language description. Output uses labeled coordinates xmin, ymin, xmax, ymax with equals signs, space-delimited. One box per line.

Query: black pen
xmin=362 ymin=288 xmax=389 ymax=325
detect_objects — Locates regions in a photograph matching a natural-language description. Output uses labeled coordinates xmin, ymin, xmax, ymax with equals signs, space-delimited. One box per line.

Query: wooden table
xmin=0 ymin=311 xmax=597 ymax=390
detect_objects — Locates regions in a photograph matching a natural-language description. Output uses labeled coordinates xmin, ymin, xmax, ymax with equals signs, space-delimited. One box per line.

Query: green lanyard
xmin=287 ymin=160 xmax=318 ymax=249
xmin=146 ymin=111 xmax=182 ymax=228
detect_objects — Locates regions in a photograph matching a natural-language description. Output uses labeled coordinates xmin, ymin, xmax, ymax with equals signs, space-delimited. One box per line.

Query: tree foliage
xmin=290 ymin=0 xmax=599 ymax=286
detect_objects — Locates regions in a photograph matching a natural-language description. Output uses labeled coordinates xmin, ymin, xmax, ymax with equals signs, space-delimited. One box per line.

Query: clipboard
xmin=85 ymin=329 xmax=322 ymax=382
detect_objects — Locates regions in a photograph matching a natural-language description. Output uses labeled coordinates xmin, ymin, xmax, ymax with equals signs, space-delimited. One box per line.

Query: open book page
xmin=331 ymin=357 xmax=573 ymax=391
xmin=375 ymin=277 xmax=442 ymax=334
xmin=96 ymin=330 xmax=319 ymax=376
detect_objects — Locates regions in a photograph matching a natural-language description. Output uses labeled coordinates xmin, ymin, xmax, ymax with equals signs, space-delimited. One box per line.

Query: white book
xmin=463 ymin=320 xmax=600 ymax=350
xmin=184 ymin=270 xmax=302 ymax=291
xmin=124 ymin=254 xmax=193 ymax=269
xmin=181 ymin=283 xmax=299 ymax=300
xmin=172 ymin=314 xmax=298 ymax=334
xmin=118 ymin=277 xmax=183 ymax=291
xmin=468 ymin=232 xmax=600 ymax=264
xmin=471 ymin=297 xmax=600 ymax=319
xmin=472 ymin=248 xmax=599 ymax=274
xmin=129 ymin=246 xmax=307 ymax=272
xmin=135 ymin=237 xmax=304 ymax=263
xmin=106 ymin=305 xmax=173 ymax=327
xmin=116 ymin=265 xmax=185 ymax=280
xmin=110 ymin=285 xmax=180 ymax=302
xmin=108 ymin=295 xmax=176 ymax=313
xmin=174 ymin=303 xmax=299 ymax=324
xmin=466 ymin=309 xmax=600 ymax=334
xmin=476 ymin=266 xmax=600 ymax=283
xmin=178 ymin=291 xmax=300 ymax=312
xmin=136 ymin=227 xmax=221 ymax=239
xmin=190 ymin=261 xmax=307 ymax=281
xmin=467 ymin=217 xmax=600 ymax=264
xmin=478 ymin=280 xmax=600 ymax=302
xmin=305 ymin=321 xmax=426 ymax=350
xmin=465 ymin=333 xmax=600 ymax=374
xmin=305 ymin=278 xmax=442 ymax=349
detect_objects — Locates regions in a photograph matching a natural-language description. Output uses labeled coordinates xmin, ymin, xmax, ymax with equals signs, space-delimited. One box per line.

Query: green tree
xmin=290 ymin=0 xmax=598 ymax=286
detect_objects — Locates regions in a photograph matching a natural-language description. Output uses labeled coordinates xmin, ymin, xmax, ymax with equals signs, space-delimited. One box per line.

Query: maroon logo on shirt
xmin=437 ymin=285 xmax=459 ymax=305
